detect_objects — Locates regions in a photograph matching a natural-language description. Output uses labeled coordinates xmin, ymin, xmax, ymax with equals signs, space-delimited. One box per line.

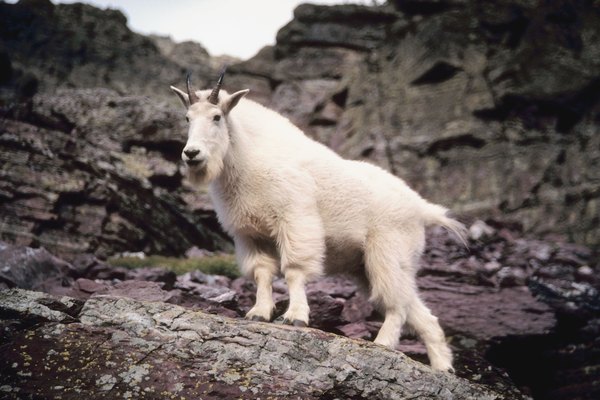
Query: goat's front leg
xmin=281 ymin=268 xmax=310 ymax=326
xmin=235 ymin=235 xmax=278 ymax=322
xmin=276 ymin=213 xmax=325 ymax=326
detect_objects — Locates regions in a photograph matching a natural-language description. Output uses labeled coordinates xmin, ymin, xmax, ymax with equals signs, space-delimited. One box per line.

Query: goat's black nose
xmin=184 ymin=149 xmax=200 ymax=159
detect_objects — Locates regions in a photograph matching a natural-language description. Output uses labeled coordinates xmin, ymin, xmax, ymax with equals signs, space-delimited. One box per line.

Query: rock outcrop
xmin=230 ymin=0 xmax=600 ymax=247
xmin=1 ymin=217 xmax=598 ymax=399
xmin=0 ymin=88 xmax=230 ymax=260
xmin=0 ymin=288 xmax=523 ymax=399
xmin=0 ymin=1 xmax=598 ymax=397
xmin=0 ymin=0 xmax=215 ymax=102
xmin=1 ymin=0 xmax=598 ymax=251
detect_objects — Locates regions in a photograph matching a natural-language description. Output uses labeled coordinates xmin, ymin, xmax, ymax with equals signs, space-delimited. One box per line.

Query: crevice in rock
xmin=411 ymin=62 xmax=462 ymax=86
xmin=278 ymin=40 xmax=377 ymax=54
xmin=473 ymin=77 xmax=600 ymax=133
xmin=392 ymin=0 xmax=464 ymax=16
xmin=0 ymin=101 xmax=75 ymax=134
xmin=36 ymin=297 xmax=84 ymax=320
xmin=425 ymin=134 xmax=486 ymax=155
xmin=148 ymin=171 xmax=183 ymax=191
xmin=332 ymin=87 xmax=349 ymax=108
xmin=479 ymin=14 xmax=530 ymax=48
xmin=122 ymin=139 xmax=184 ymax=163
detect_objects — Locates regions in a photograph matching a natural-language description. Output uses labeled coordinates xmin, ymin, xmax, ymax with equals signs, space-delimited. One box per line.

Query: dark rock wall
xmin=231 ymin=0 xmax=600 ymax=246
xmin=0 ymin=89 xmax=230 ymax=260
xmin=1 ymin=0 xmax=599 ymax=254
xmin=0 ymin=0 xmax=214 ymax=100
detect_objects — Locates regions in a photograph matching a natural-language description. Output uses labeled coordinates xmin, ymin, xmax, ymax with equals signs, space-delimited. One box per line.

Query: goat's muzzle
xmin=182 ymin=147 xmax=206 ymax=168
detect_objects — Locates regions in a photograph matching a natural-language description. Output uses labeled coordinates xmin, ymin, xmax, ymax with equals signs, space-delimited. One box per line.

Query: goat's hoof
xmin=273 ymin=316 xmax=308 ymax=327
xmin=250 ymin=315 xmax=268 ymax=322
xmin=292 ymin=319 xmax=307 ymax=327
xmin=431 ymin=364 xmax=455 ymax=374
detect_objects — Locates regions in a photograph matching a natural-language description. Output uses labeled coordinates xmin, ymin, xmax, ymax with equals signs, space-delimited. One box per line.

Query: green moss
xmin=108 ymin=254 xmax=240 ymax=278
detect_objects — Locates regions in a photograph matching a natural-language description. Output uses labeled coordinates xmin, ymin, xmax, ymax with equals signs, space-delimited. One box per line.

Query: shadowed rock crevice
xmin=411 ymin=62 xmax=462 ymax=85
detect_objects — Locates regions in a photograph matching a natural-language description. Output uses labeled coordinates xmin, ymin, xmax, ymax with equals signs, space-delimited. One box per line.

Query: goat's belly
xmin=323 ymin=237 xmax=364 ymax=275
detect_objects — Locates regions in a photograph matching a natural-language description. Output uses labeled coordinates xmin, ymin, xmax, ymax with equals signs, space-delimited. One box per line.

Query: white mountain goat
xmin=170 ymin=71 xmax=467 ymax=372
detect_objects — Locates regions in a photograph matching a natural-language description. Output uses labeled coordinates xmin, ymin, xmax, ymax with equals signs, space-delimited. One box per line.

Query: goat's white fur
xmin=171 ymin=85 xmax=467 ymax=372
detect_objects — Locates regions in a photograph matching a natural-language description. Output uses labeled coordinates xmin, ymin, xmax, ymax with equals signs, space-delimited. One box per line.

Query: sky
xmin=45 ymin=0 xmax=382 ymax=60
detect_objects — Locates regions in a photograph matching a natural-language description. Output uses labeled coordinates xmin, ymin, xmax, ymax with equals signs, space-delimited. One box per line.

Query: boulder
xmin=0 ymin=242 xmax=75 ymax=291
xmin=0 ymin=289 xmax=525 ymax=399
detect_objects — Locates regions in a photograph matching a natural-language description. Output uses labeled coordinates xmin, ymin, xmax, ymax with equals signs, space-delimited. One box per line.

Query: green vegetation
xmin=108 ymin=254 xmax=240 ymax=278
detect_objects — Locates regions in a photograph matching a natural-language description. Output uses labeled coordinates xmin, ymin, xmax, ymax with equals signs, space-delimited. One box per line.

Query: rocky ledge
xmin=1 ymin=219 xmax=598 ymax=399
xmin=0 ymin=288 xmax=517 ymax=400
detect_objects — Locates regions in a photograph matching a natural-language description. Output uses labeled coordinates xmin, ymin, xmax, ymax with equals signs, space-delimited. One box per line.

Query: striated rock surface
xmin=229 ymin=0 xmax=600 ymax=246
xmin=1 ymin=219 xmax=598 ymax=399
xmin=1 ymin=0 xmax=598 ymax=250
xmin=0 ymin=288 xmax=523 ymax=400
xmin=0 ymin=88 xmax=230 ymax=260
xmin=0 ymin=0 xmax=215 ymax=101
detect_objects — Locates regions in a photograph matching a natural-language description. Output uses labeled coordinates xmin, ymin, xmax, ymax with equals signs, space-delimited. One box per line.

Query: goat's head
xmin=170 ymin=69 xmax=249 ymax=184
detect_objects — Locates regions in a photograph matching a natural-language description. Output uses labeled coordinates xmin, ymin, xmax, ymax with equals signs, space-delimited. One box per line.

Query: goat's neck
xmin=210 ymin=114 xmax=250 ymax=197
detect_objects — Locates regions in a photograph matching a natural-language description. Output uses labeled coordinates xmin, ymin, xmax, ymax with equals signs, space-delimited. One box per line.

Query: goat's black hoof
xmin=274 ymin=317 xmax=308 ymax=327
xmin=250 ymin=315 xmax=268 ymax=322
xmin=292 ymin=319 xmax=307 ymax=327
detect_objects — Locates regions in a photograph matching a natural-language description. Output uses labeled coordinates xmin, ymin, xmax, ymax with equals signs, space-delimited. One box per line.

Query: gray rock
xmin=0 ymin=88 xmax=231 ymax=260
xmin=0 ymin=1 xmax=215 ymax=103
xmin=0 ymin=289 xmax=525 ymax=399
xmin=232 ymin=0 xmax=600 ymax=248
xmin=0 ymin=244 xmax=74 ymax=290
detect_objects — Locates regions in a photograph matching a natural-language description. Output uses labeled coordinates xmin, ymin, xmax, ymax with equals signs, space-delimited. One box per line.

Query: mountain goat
xmin=170 ymin=71 xmax=467 ymax=372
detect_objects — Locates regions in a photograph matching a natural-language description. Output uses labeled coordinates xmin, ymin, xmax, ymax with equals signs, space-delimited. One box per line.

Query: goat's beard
xmin=186 ymin=156 xmax=224 ymax=186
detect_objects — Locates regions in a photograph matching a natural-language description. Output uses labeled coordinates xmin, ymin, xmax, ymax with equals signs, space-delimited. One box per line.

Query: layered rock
xmin=230 ymin=0 xmax=600 ymax=246
xmin=1 ymin=216 xmax=598 ymax=399
xmin=0 ymin=0 xmax=215 ymax=102
xmin=0 ymin=89 xmax=230 ymax=260
xmin=1 ymin=0 xmax=598 ymax=252
xmin=0 ymin=288 xmax=524 ymax=399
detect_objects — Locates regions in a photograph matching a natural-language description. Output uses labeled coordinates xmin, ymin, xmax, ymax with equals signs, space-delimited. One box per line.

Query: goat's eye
xmin=185 ymin=116 xmax=190 ymax=123
xmin=213 ymin=115 xmax=221 ymax=122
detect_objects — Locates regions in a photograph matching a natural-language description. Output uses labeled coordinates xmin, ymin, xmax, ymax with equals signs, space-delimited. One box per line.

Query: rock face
xmin=1 ymin=0 xmax=598 ymax=253
xmin=0 ymin=88 xmax=230 ymax=260
xmin=230 ymin=0 xmax=600 ymax=247
xmin=0 ymin=288 xmax=522 ymax=399
xmin=0 ymin=0 xmax=215 ymax=101
xmin=1 ymin=219 xmax=598 ymax=399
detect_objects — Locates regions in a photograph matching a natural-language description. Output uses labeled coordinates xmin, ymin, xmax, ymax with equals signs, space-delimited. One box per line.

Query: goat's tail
xmin=422 ymin=202 xmax=469 ymax=247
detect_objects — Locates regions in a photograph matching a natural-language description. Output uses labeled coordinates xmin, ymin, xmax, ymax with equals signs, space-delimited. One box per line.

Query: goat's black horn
xmin=186 ymin=73 xmax=199 ymax=105
xmin=207 ymin=67 xmax=227 ymax=105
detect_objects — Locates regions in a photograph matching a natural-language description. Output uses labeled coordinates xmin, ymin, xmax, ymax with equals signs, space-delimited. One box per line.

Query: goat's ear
xmin=222 ymin=89 xmax=249 ymax=114
xmin=170 ymin=86 xmax=189 ymax=109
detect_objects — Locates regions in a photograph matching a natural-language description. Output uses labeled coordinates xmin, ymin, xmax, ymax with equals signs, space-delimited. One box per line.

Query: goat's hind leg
xmin=407 ymin=297 xmax=454 ymax=372
xmin=365 ymin=233 xmax=413 ymax=349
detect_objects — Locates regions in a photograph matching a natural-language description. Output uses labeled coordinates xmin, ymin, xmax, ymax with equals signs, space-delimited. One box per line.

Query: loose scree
xmin=170 ymin=71 xmax=467 ymax=372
